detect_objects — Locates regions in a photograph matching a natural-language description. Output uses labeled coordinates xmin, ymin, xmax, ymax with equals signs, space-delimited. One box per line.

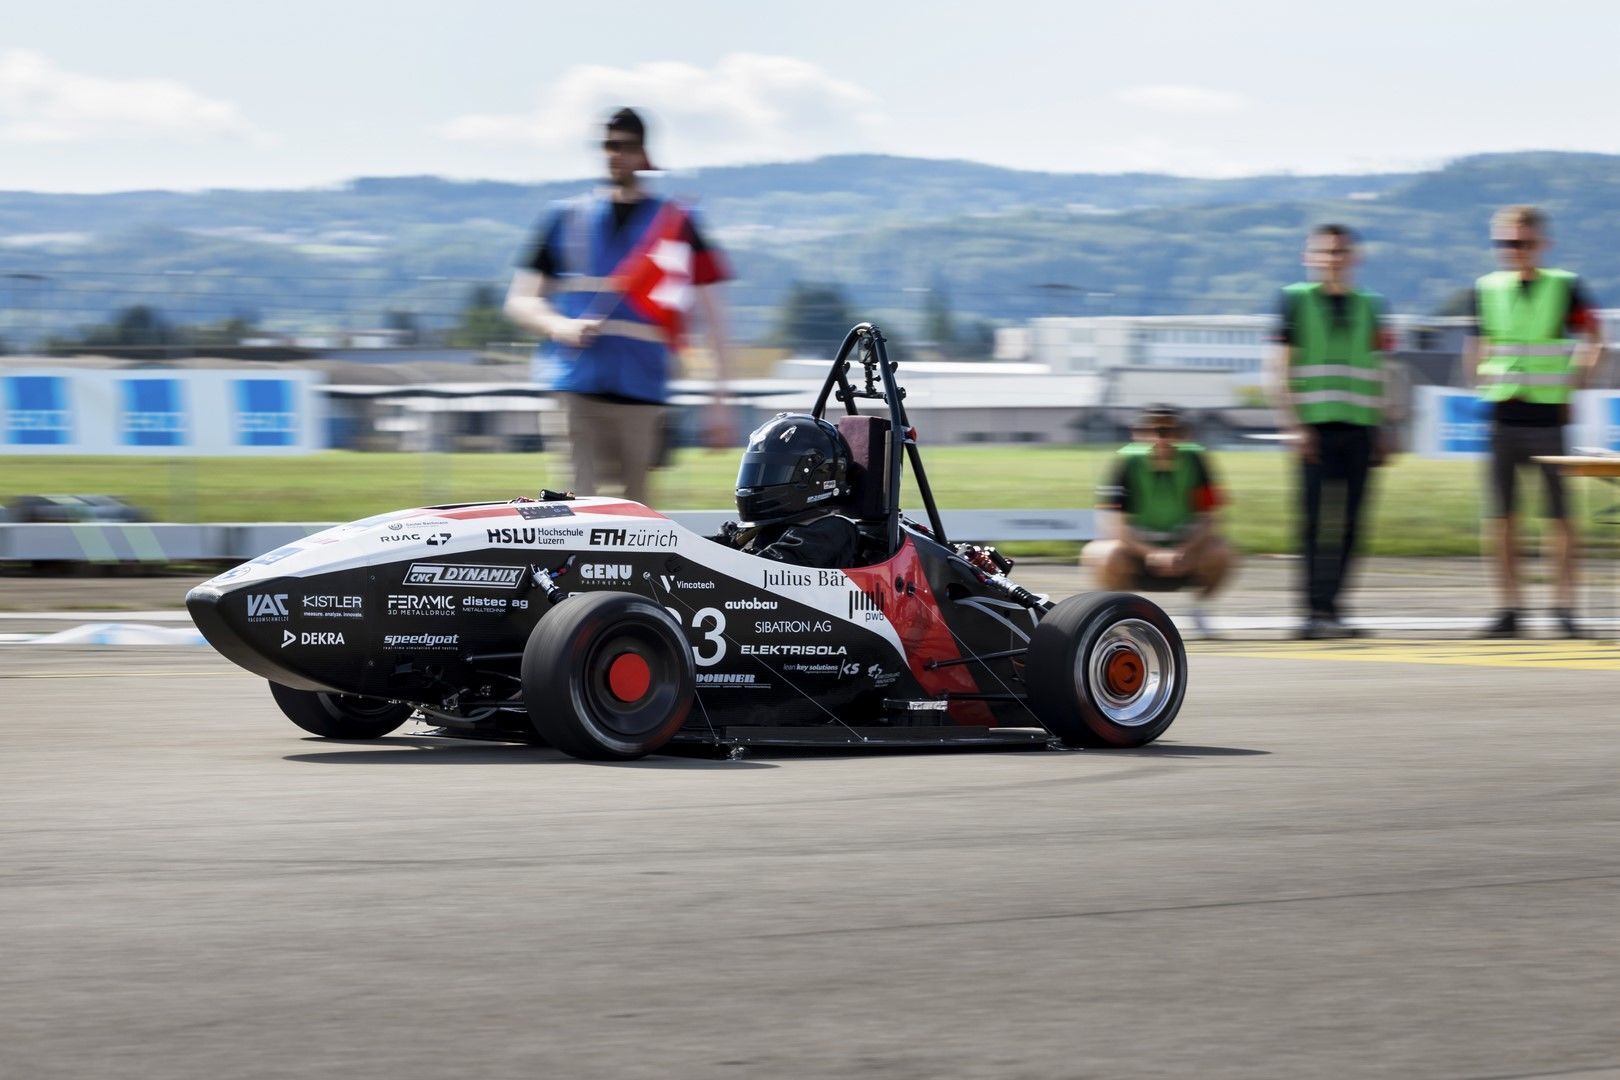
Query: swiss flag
xmin=613 ymin=201 xmax=694 ymax=348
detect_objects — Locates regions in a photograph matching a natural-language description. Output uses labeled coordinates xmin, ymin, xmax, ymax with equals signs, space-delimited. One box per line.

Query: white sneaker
xmin=1188 ymin=606 xmax=1214 ymax=640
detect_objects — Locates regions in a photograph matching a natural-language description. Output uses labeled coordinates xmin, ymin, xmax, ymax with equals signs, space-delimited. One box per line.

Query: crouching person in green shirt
xmin=1081 ymin=404 xmax=1237 ymax=639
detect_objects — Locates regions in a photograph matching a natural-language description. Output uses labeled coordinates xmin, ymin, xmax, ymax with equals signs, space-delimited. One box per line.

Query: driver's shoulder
xmin=800 ymin=513 xmax=860 ymax=537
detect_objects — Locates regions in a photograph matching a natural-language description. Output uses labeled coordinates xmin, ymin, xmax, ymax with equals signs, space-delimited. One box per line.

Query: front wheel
xmin=268 ymin=682 xmax=414 ymax=739
xmin=521 ymin=591 xmax=695 ymax=760
xmin=1025 ymin=593 xmax=1186 ymax=748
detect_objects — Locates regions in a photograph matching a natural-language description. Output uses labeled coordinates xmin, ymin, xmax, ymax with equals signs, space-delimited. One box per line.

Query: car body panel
xmin=186 ymin=496 xmax=1039 ymax=731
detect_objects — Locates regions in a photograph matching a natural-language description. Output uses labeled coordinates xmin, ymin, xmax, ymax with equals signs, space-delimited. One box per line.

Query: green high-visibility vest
xmin=1119 ymin=443 xmax=1204 ymax=538
xmin=1283 ymin=282 xmax=1383 ymax=426
xmin=1475 ymin=269 xmax=1576 ymax=405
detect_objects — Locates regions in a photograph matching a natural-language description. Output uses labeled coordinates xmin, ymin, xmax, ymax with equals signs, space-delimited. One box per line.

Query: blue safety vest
xmin=535 ymin=192 xmax=673 ymax=403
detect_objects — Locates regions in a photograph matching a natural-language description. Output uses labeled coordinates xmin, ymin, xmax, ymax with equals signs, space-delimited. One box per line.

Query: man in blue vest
xmin=505 ymin=107 xmax=734 ymax=504
xmin=1463 ymin=206 xmax=1605 ymax=638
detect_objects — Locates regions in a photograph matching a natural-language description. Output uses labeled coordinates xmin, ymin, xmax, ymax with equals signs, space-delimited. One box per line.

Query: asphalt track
xmin=2 ymin=639 xmax=1617 ymax=1080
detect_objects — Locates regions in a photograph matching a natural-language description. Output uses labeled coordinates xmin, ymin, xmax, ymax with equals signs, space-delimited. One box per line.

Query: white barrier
xmin=1 ymin=369 xmax=325 ymax=455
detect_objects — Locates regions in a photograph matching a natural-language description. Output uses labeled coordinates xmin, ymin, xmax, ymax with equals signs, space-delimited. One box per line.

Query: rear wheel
xmin=521 ymin=591 xmax=694 ymax=760
xmin=268 ymin=681 xmax=414 ymax=740
xmin=1025 ymin=593 xmax=1186 ymax=747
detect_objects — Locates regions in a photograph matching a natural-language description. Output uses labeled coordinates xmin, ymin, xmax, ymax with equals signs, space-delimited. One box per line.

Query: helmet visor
xmin=736 ymin=453 xmax=803 ymax=491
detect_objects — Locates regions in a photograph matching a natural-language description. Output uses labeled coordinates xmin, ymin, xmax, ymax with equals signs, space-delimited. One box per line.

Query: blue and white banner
xmin=1 ymin=369 xmax=324 ymax=455
xmin=1414 ymin=385 xmax=1620 ymax=459
xmin=3 ymin=374 xmax=73 ymax=446
xmin=1574 ymin=392 xmax=1620 ymax=453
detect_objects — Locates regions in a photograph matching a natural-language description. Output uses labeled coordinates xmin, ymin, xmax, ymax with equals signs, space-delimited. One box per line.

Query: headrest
xmin=837 ymin=414 xmax=891 ymax=520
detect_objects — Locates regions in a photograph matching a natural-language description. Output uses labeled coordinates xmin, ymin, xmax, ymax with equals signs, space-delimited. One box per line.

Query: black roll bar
xmin=811 ymin=323 xmax=949 ymax=552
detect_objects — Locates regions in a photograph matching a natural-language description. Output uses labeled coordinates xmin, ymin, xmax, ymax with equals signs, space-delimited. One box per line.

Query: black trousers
xmin=1300 ymin=424 xmax=1374 ymax=616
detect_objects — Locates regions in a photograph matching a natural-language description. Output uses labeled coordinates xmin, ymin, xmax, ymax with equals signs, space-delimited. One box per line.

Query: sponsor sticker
xmin=245 ymin=592 xmax=289 ymax=622
xmin=762 ymin=568 xmax=813 ymax=588
xmin=723 ymin=598 xmax=778 ymax=611
xmin=588 ymin=526 xmax=678 ymax=549
xmin=754 ymin=619 xmax=833 ymax=634
xmin=383 ymin=632 xmax=459 ymax=650
xmin=487 ymin=526 xmax=585 ymax=546
xmin=405 ymin=563 xmax=525 ymax=590
xmin=695 ymin=672 xmax=769 ymax=688
xmin=578 ymin=562 xmax=633 ymax=584
xmin=783 ymin=660 xmax=861 ymax=677
xmin=460 ymin=595 xmax=509 ymax=613
xmin=301 ymin=595 xmax=363 ymax=619
xmin=865 ymin=662 xmax=901 ymax=689
xmin=282 ymin=630 xmax=346 ymax=648
xmin=849 ymin=588 xmax=886 ymax=619
xmin=658 ymin=574 xmax=715 ymax=591
xmin=387 ymin=593 xmax=456 ymax=616
xmin=740 ymin=643 xmax=848 ymax=657
xmin=516 ymin=504 xmax=575 ymax=520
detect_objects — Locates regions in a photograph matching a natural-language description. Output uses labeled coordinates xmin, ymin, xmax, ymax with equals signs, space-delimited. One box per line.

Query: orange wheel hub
xmin=1103 ymin=649 xmax=1145 ymax=696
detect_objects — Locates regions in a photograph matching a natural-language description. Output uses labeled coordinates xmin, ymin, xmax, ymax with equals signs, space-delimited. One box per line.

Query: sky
xmin=6 ymin=0 xmax=1620 ymax=192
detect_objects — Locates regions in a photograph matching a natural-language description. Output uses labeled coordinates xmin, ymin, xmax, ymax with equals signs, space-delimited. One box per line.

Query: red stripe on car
xmin=440 ymin=507 xmax=521 ymax=521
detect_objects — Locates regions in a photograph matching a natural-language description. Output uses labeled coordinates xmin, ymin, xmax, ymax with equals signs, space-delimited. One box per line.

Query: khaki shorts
xmin=559 ymin=393 xmax=664 ymax=504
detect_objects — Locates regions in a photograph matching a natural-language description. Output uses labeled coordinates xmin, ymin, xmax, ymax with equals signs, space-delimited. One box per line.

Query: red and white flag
xmin=612 ymin=201 xmax=695 ymax=348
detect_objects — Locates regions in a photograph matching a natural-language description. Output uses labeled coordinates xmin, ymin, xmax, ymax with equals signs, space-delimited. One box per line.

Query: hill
xmin=1 ymin=152 xmax=1615 ymax=346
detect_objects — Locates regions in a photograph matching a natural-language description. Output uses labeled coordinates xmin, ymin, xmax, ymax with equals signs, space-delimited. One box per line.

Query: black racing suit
xmin=724 ymin=514 xmax=860 ymax=569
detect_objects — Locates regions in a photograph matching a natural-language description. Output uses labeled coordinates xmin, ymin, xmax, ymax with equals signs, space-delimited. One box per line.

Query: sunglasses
xmin=1493 ymin=238 xmax=1532 ymax=250
xmin=602 ymin=137 xmax=643 ymax=152
xmin=1137 ymin=425 xmax=1176 ymax=437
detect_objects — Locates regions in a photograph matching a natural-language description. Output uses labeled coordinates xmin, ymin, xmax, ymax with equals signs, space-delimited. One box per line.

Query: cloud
xmin=0 ymin=49 xmax=264 ymax=143
xmin=1112 ymin=84 xmax=1248 ymax=116
xmin=438 ymin=53 xmax=880 ymax=167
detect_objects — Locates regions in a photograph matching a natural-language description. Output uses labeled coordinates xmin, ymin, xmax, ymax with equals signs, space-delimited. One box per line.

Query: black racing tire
xmin=521 ymin=591 xmax=695 ymax=761
xmin=268 ymin=681 xmax=414 ymax=740
xmin=1025 ymin=592 xmax=1187 ymax=748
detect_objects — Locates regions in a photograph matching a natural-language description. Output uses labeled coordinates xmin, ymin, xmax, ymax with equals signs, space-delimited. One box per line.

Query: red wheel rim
xmin=1103 ymin=649 xmax=1145 ymax=696
xmin=606 ymin=651 xmax=653 ymax=703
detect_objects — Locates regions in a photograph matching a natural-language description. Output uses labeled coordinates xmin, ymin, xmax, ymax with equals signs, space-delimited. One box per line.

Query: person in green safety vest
xmin=1269 ymin=224 xmax=1392 ymax=640
xmin=1082 ymin=404 xmax=1236 ymax=639
xmin=1463 ymin=206 xmax=1606 ymax=639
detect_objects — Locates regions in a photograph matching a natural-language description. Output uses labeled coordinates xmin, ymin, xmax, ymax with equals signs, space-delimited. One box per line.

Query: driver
xmin=717 ymin=413 xmax=861 ymax=569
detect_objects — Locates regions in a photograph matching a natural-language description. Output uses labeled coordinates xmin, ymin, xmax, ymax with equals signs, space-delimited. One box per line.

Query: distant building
xmin=1026 ymin=315 xmax=1273 ymax=376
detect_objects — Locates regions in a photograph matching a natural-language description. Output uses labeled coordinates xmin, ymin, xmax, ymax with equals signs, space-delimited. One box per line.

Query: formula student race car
xmin=187 ymin=324 xmax=1188 ymax=760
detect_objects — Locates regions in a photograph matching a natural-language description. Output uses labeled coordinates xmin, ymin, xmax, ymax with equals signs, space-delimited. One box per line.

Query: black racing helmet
xmin=735 ymin=413 xmax=851 ymax=526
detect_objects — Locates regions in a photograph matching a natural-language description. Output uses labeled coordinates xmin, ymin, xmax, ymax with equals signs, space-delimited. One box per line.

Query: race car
xmin=187 ymin=324 xmax=1188 ymax=759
